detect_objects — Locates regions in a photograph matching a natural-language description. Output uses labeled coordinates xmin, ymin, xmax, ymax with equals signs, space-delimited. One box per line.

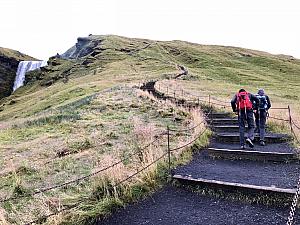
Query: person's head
xmin=258 ymin=89 xmax=265 ymax=96
xmin=239 ymin=89 xmax=246 ymax=93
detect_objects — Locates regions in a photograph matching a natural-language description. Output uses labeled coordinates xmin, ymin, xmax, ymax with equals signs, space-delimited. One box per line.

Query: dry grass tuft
xmin=0 ymin=207 xmax=10 ymax=225
xmin=132 ymin=117 xmax=156 ymax=144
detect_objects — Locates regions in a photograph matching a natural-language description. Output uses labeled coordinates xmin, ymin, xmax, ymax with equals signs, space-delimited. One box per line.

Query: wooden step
xmin=212 ymin=125 xmax=243 ymax=132
xmin=212 ymin=125 xmax=270 ymax=132
xmin=209 ymin=112 xmax=234 ymax=119
xmin=173 ymin=174 xmax=296 ymax=199
xmin=207 ymin=147 xmax=298 ymax=162
xmin=215 ymin=132 xmax=291 ymax=144
xmin=173 ymin=150 xmax=299 ymax=195
xmin=210 ymin=118 xmax=238 ymax=125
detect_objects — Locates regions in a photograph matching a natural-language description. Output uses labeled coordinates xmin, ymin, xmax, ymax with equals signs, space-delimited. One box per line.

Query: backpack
xmin=237 ymin=91 xmax=252 ymax=110
xmin=255 ymin=94 xmax=268 ymax=110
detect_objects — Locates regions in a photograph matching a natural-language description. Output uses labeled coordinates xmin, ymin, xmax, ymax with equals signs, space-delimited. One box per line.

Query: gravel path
xmin=97 ymin=185 xmax=296 ymax=225
xmin=94 ymin=105 xmax=300 ymax=224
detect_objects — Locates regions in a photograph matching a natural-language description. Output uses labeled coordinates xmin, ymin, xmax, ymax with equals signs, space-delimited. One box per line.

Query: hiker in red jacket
xmin=231 ymin=89 xmax=259 ymax=149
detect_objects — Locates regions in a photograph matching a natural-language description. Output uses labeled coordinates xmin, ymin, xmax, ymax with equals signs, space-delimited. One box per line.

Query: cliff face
xmin=0 ymin=47 xmax=35 ymax=99
xmin=61 ymin=36 xmax=102 ymax=59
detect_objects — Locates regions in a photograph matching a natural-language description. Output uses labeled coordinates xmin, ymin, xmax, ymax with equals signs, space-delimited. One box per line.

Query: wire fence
xmin=151 ymin=79 xmax=300 ymax=148
xmin=268 ymin=115 xmax=290 ymax=122
xmin=292 ymin=119 xmax=300 ymax=131
xmin=169 ymin=118 xmax=206 ymax=133
xmin=4 ymin=74 xmax=300 ymax=224
xmin=155 ymin=83 xmax=231 ymax=109
xmin=148 ymin=79 xmax=300 ymax=225
xmin=25 ymin=152 xmax=169 ymax=225
xmin=4 ymin=78 xmax=213 ymax=224
xmin=0 ymin=133 xmax=167 ymax=203
xmin=24 ymin=121 xmax=210 ymax=225
xmin=169 ymin=126 xmax=209 ymax=152
xmin=25 ymin=120 xmax=209 ymax=225
xmin=120 ymin=63 xmax=300 ymax=225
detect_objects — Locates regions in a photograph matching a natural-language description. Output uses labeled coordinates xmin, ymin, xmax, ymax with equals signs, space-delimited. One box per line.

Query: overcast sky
xmin=1 ymin=0 xmax=299 ymax=60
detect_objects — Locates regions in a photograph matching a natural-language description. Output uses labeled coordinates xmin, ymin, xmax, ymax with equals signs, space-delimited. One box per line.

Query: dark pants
xmin=254 ymin=110 xmax=267 ymax=141
xmin=238 ymin=109 xmax=255 ymax=146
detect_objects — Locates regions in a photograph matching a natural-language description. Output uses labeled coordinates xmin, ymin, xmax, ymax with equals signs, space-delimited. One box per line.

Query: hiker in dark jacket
xmin=231 ymin=89 xmax=259 ymax=149
xmin=253 ymin=89 xmax=271 ymax=146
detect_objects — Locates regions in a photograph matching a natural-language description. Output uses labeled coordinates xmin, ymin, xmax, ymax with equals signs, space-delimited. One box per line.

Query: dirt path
xmin=97 ymin=185 xmax=294 ymax=225
xmin=94 ymin=83 xmax=300 ymax=224
xmin=174 ymin=150 xmax=300 ymax=188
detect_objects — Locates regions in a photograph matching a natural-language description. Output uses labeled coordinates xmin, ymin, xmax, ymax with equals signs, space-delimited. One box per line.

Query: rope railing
xmin=291 ymin=128 xmax=300 ymax=145
xmin=169 ymin=118 xmax=206 ymax=133
xmin=23 ymin=125 xmax=209 ymax=225
xmin=168 ymin=107 xmax=213 ymax=133
xmin=169 ymin=127 xmax=209 ymax=152
xmin=154 ymin=82 xmax=300 ymax=113
xmin=141 ymin=77 xmax=300 ymax=225
xmin=210 ymin=96 xmax=230 ymax=104
xmin=290 ymin=118 xmax=300 ymax=146
xmin=269 ymin=107 xmax=289 ymax=110
xmin=154 ymin=81 xmax=300 ymax=148
xmin=20 ymin=80 xmax=212 ymax=224
xmin=291 ymin=119 xmax=300 ymax=131
xmin=155 ymin=80 xmax=300 ymax=225
xmin=23 ymin=104 xmax=211 ymax=224
xmin=150 ymin=81 xmax=300 ymax=140
xmin=184 ymin=91 xmax=210 ymax=98
xmin=6 ymin=73 xmax=300 ymax=224
xmin=25 ymin=151 xmax=169 ymax=225
xmin=268 ymin=115 xmax=290 ymax=122
xmin=0 ymin=134 xmax=166 ymax=203
xmin=155 ymin=84 xmax=231 ymax=108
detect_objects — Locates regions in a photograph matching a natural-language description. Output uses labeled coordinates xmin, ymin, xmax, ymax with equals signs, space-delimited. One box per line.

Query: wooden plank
xmin=173 ymin=174 xmax=296 ymax=195
xmin=207 ymin=148 xmax=297 ymax=162
xmin=215 ymin=133 xmax=290 ymax=143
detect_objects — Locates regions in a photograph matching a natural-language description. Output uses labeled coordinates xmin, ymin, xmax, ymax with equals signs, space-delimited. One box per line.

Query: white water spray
xmin=13 ymin=61 xmax=47 ymax=92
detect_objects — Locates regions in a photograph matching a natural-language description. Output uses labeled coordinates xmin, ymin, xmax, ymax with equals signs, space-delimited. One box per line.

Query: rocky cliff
xmin=0 ymin=47 xmax=35 ymax=99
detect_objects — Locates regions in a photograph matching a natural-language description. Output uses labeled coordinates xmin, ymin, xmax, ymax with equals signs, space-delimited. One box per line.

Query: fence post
xmin=288 ymin=105 xmax=293 ymax=133
xmin=208 ymin=95 xmax=211 ymax=107
xmin=167 ymin=126 xmax=171 ymax=176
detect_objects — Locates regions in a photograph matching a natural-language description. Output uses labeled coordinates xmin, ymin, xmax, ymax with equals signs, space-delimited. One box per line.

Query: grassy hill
xmin=0 ymin=35 xmax=300 ymax=224
xmin=2 ymin=35 xmax=300 ymax=119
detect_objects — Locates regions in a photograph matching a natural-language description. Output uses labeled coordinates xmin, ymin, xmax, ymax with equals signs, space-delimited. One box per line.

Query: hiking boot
xmin=240 ymin=145 xmax=245 ymax=150
xmin=246 ymin=138 xmax=254 ymax=148
xmin=260 ymin=140 xmax=265 ymax=146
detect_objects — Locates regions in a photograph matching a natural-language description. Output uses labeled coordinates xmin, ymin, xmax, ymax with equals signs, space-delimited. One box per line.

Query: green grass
xmin=56 ymin=129 xmax=212 ymax=225
xmin=1 ymin=34 xmax=300 ymax=224
xmin=0 ymin=123 xmax=73 ymax=144
xmin=0 ymin=84 xmax=207 ymax=224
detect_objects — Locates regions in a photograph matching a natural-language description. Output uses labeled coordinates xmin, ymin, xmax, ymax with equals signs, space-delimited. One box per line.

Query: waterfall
xmin=13 ymin=60 xmax=47 ymax=91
